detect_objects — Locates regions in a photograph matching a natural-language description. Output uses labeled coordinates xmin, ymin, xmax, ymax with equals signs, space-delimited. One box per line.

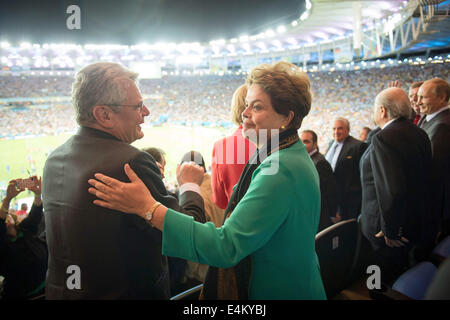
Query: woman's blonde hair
xmin=246 ymin=61 xmax=311 ymax=129
xmin=230 ymin=84 xmax=248 ymax=126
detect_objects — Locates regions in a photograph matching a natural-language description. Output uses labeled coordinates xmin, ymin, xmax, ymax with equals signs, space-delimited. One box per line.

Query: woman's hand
xmin=88 ymin=163 xmax=155 ymax=218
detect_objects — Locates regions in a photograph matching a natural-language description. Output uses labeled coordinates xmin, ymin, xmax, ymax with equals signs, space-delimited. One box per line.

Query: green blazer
xmin=162 ymin=141 xmax=326 ymax=299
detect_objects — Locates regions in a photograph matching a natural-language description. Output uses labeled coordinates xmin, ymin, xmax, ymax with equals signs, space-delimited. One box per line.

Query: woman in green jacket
xmin=88 ymin=61 xmax=326 ymax=300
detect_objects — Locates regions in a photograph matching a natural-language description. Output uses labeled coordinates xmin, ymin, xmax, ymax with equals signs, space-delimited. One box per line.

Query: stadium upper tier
xmin=1 ymin=63 xmax=448 ymax=146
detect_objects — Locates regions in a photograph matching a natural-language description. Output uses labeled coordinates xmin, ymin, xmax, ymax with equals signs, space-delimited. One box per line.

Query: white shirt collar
xmin=309 ymin=149 xmax=318 ymax=156
xmin=381 ymin=118 xmax=399 ymax=130
xmin=426 ymin=105 xmax=449 ymax=122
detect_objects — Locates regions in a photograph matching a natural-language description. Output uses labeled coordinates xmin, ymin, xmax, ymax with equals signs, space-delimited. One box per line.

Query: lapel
xmin=336 ymin=136 xmax=352 ymax=168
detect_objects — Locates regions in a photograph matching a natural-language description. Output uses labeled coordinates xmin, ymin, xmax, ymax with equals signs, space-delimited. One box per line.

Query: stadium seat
xmin=425 ymin=258 xmax=450 ymax=300
xmin=391 ymin=262 xmax=437 ymax=300
xmin=432 ymin=235 xmax=450 ymax=258
xmin=315 ymin=218 xmax=359 ymax=299
xmin=170 ymin=284 xmax=203 ymax=300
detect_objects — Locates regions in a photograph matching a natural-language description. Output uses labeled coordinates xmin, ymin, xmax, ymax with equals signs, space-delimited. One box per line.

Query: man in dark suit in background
xmin=418 ymin=78 xmax=450 ymax=239
xmin=325 ymin=118 xmax=367 ymax=221
xmin=42 ymin=62 xmax=205 ymax=299
xmin=360 ymin=87 xmax=433 ymax=284
xmin=301 ymin=130 xmax=338 ymax=232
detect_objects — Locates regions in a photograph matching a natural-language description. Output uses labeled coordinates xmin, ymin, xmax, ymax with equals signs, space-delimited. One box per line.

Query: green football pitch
xmin=0 ymin=125 xmax=232 ymax=202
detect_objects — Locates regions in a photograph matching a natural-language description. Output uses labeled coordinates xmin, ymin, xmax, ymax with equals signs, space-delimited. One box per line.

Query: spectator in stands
xmin=0 ymin=176 xmax=47 ymax=299
xmin=211 ymin=84 xmax=256 ymax=209
xmin=359 ymin=127 xmax=371 ymax=142
xmin=178 ymin=151 xmax=225 ymax=292
xmin=418 ymin=78 xmax=450 ymax=240
xmin=88 ymin=61 xmax=327 ymax=299
xmin=409 ymin=81 xmax=424 ymax=125
xmin=301 ymin=130 xmax=338 ymax=232
xmin=325 ymin=117 xmax=367 ymax=221
xmin=143 ymin=147 xmax=166 ymax=179
xmin=360 ymin=87 xmax=433 ymax=284
xmin=15 ymin=203 xmax=28 ymax=217
xmin=42 ymin=62 xmax=206 ymax=299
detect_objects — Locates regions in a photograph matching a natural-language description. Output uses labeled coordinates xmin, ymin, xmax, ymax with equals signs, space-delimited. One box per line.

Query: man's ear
xmin=92 ymin=105 xmax=115 ymax=128
xmin=380 ymin=105 xmax=388 ymax=119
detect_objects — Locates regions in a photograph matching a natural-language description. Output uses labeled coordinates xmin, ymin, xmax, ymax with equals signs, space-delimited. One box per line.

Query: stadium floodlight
xmin=306 ymin=0 xmax=312 ymax=10
xmin=277 ymin=25 xmax=286 ymax=34
xmin=300 ymin=11 xmax=309 ymax=21
xmin=239 ymin=35 xmax=249 ymax=43
xmin=256 ymin=32 xmax=266 ymax=40
xmin=249 ymin=35 xmax=257 ymax=41
xmin=1 ymin=41 xmax=10 ymax=49
xmin=210 ymin=39 xmax=226 ymax=46
xmin=227 ymin=44 xmax=236 ymax=53
xmin=230 ymin=38 xmax=238 ymax=43
xmin=20 ymin=42 xmax=31 ymax=49
xmin=291 ymin=20 xmax=298 ymax=27
xmin=265 ymin=29 xmax=275 ymax=37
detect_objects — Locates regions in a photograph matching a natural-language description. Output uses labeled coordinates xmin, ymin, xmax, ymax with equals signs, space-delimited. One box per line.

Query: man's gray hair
xmin=334 ymin=117 xmax=350 ymax=131
xmin=72 ymin=62 xmax=139 ymax=124
xmin=375 ymin=88 xmax=412 ymax=119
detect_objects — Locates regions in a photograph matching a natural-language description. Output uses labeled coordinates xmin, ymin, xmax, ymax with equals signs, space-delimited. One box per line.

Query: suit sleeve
xmin=161 ymin=161 xmax=293 ymax=268
xmin=370 ymin=135 xmax=406 ymax=239
xmin=316 ymin=159 xmax=338 ymax=218
xmin=130 ymin=152 xmax=206 ymax=223
xmin=211 ymin=141 xmax=228 ymax=210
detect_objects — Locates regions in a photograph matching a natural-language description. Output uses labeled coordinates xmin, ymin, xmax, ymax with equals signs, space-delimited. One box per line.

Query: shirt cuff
xmin=179 ymin=182 xmax=201 ymax=196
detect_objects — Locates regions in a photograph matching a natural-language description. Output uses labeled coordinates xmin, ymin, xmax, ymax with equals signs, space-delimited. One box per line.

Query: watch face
xmin=146 ymin=212 xmax=152 ymax=221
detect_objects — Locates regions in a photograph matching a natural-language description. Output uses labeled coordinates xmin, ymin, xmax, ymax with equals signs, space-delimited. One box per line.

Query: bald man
xmin=418 ymin=78 xmax=450 ymax=239
xmin=360 ymin=87 xmax=433 ymax=283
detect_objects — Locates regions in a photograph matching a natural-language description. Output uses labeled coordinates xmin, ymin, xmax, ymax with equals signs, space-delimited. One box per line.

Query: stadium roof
xmin=0 ymin=0 xmax=305 ymax=44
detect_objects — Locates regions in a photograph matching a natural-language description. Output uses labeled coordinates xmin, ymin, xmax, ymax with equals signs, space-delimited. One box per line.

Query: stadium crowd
xmin=1 ymin=60 xmax=449 ymax=300
xmin=1 ymin=63 xmax=448 ymax=146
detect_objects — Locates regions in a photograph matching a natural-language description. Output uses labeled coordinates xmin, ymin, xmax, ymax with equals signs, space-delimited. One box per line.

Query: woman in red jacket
xmin=211 ymin=84 xmax=257 ymax=209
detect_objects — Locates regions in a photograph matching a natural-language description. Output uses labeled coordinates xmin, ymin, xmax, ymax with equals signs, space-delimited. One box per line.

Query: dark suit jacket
xmin=360 ymin=118 xmax=433 ymax=251
xmin=42 ymin=127 xmax=205 ymax=299
xmin=420 ymin=108 xmax=450 ymax=232
xmin=326 ymin=136 xmax=367 ymax=219
xmin=365 ymin=127 xmax=381 ymax=145
xmin=310 ymin=151 xmax=338 ymax=232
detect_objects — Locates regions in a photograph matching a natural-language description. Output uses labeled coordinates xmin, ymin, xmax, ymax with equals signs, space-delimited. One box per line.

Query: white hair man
xmin=42 ymin=62 xmax=205 ymax=299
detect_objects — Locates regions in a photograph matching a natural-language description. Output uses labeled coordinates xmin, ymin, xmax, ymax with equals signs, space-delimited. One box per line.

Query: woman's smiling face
xmin=242 ymin=84 xmax=291 ymax=146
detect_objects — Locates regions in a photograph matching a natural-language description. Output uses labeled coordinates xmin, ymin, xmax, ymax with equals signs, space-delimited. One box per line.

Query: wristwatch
xmin=145 ymin=202 xmax=162 ymax=226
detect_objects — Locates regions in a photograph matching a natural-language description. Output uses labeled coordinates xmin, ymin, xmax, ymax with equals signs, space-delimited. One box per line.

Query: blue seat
xmin=392 ymin=262 xmax=437 ymax=300
xmin=432 ymin=236 xmax=450 ymax=258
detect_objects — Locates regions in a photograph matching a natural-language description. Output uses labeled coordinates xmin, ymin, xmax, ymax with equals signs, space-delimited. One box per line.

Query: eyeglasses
xmin=103 ymin=101 xmax=145 ymax=112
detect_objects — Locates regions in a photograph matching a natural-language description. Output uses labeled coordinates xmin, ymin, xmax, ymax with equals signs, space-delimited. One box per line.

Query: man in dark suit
xmin=360 ymin=87 xmax=433 ymax=283
xmin=325 ymin=118 xmax=367 ymax=221
xmin=301 ymin=130 xmax=338 ymax=232
xmin=418 ymin=78 xmax=450 ymax=239
xmin=42 ymin=62 xmax=205 ymax=299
